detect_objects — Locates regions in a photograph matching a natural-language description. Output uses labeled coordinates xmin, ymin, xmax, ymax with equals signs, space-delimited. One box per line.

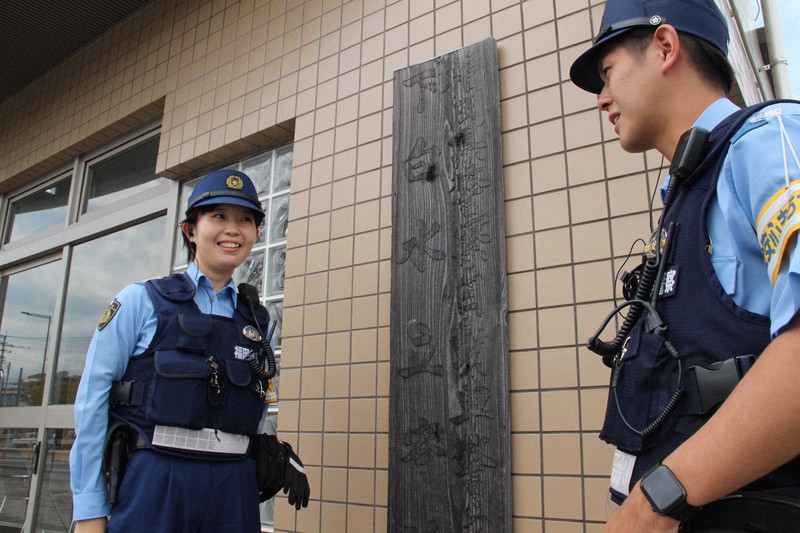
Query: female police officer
xmin=70 ymin=169 xmax=308 ymax=532
xmin=570 ymin=0 xmax=800 ymax=531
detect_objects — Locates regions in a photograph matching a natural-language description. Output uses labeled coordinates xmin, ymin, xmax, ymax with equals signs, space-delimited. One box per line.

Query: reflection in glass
xmin=241 ymin=152 xmax=272 ymax=196
xmin=83 ymin=136 xmax=166 ymax=213
xmin=34 ymin=428 xmax=74 ymax=532
xmin=0 ymin=261 xmax=61 ymax=408
xmin=269 ymin=194 xmax=289 ymax=242
xmin=273 ymin=146 xmax=292 ymax=192
xmin=52 ymin=217 xmax=165 ymax=405
xmin=0 ymin=428 xmax=36 ymax=530
xmin=235 ymin=251 xmax=265 ymax=294
xmin=266 ymin=246 xmax=286 ymax=297
xmin=5 ymin=177 xmax=71 ymax=244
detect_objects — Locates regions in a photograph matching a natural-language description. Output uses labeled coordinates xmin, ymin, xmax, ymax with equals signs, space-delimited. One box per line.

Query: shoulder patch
xmin=98 ymin=298 xmax=121 ymax=330
xmin=757 ymin=180 xmax=800 ymax=285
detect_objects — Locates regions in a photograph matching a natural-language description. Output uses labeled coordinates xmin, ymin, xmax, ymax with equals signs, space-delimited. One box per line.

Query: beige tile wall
xmin=0 ymin=0 xmax=672 ymax=531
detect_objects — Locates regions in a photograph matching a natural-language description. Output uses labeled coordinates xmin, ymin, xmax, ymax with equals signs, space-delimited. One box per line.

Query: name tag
xmin=610 ymin=448 xmax=636 ymax=497
xmin=658 ymin=266 xmax=679 ymax=298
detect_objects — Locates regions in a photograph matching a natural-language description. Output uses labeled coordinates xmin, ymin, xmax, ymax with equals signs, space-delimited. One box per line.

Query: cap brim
xmin=189 ymin=196 xmax=264 ymax=214
xmin=569 ymin=28 xmax=629 ymax=94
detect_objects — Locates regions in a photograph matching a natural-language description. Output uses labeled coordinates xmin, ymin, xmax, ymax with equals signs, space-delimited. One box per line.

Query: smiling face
xmin=184 ymin=204 xmax=258 ymax=287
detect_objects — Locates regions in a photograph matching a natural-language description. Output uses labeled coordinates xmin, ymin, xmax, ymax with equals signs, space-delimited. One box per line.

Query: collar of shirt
xmin=186 ymin=262 xmax=238 ymax=316
xmin=693 ymin=97 xmax=740 ymax=131
xmin=661 ymin=98 xmax=741 ymax=198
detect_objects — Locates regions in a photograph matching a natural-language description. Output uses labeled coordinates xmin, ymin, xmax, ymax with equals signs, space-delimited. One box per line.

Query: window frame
xmin=1 ymin=167 xmax=74 ymax=251
xmin=74 ymin=121 xmax=168 ymax=225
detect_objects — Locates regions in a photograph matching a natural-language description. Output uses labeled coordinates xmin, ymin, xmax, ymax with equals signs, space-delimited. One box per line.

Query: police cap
xmin=569 ymin=0 xmax=730 ymax=94
xmin=185 ymin=169 xmax=264 ymax=218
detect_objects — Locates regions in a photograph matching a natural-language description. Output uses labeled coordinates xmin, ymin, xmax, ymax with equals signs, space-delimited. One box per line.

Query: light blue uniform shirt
xmin=680 ymin=98 xmax=800 ymax=337
xmin=69 ymin=263 xmax=240 ymax=521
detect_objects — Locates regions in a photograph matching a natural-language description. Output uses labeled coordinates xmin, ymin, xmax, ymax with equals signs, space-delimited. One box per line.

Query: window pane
xmin=234 ymin=251 xmax=265 ymax=293
xmin=83 ymin=136 xmax=166 ymax=213
xmin=265 ymin=246 xmax=285 ymax=297
xmin=0 ymin=261 xmax=61 ymax=408
xmin=34 ymin=428 xmax=74 ymax=533
xmin=52 ymin=217 xmax=165 ymax=405
xmin=256 ymin=202 xmax=270 ymax=246
xmin=0 ymin=428 xmax=36 ymax=530
xmin=241 ymin=152 xmax=272 ymax=196
xmin=273 ymin=145 xmax=292 ymax=192
xmin=5 ymin=177 xmax=71 ymax=244
xmin=269 ymin=194 xmax=289 ymax=243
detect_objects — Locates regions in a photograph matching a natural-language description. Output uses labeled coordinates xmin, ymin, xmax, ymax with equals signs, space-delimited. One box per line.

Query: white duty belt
xmin=151 ymin=425 xmax=250 ymax=455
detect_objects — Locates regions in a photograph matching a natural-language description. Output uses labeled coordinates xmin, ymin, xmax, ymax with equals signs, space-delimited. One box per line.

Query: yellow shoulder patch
xmin=98 ymin=298 xmax=121 ymax=331
xmin=757 ymin=180 xmax=800 ymax=285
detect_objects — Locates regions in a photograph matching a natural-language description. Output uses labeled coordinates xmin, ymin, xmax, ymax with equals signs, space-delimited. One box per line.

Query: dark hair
xmin=611 ymin=28 xmax=733 ymax=94
xmin=180 ymin=205 xmax=264 ymax=263
xmin=681 ymin=33 xmax=733 ymax=94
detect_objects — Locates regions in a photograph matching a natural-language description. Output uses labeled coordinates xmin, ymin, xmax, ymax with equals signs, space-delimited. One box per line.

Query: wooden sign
xmin=389 ymin=38 xmax=511 ymax=532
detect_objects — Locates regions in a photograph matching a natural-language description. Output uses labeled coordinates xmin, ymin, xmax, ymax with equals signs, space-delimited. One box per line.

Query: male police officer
xmin=570 ymin=0 xmax=800 ymax=531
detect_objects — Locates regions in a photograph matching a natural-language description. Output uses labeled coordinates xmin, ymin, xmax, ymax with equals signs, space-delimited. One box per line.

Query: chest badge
xmin=644 ymin=228 xmax=669 ymax=259
xmin=658 ymin=266 xmax=679 ymax=298
xmin=243 ymin=325 xmax=262 ymax=342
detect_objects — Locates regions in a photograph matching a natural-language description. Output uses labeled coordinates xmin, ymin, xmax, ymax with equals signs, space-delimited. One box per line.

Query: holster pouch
xmin=250 ymin=433 xmax=286 ymax=502
xmin=103 ymin=419 xmax=132 ymax=505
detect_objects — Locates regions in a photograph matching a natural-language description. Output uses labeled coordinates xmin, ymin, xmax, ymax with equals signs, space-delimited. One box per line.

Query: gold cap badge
xmin=226 ymin=175 xmax=244 ymax=190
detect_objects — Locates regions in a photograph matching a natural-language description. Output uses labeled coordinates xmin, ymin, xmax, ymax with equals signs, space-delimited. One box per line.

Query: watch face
xmin=642 ymin=465 xmax=686 ymax=512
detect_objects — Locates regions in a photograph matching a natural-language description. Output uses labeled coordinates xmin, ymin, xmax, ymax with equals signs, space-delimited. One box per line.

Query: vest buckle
xmin=689 ymin=355 xmax=757 ymax=414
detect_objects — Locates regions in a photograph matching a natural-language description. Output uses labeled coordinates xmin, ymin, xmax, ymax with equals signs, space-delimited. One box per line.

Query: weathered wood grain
xmin=389 ymin=38 xmax=511 ymax=533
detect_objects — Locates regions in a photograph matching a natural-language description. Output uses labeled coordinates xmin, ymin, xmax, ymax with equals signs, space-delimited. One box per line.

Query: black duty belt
xmin=683 ymin=489 xmax=800 ymax=532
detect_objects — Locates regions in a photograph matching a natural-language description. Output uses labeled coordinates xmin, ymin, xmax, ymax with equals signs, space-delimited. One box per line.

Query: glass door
xmin=0 ymin=259 xmax=63 ymax=533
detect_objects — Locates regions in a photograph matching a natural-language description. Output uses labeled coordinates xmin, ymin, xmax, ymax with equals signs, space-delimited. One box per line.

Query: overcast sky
xmin=763 ymin=0 xmax=799 ymax=96
xmin=776 ymin=0 xmax=800 ymax=96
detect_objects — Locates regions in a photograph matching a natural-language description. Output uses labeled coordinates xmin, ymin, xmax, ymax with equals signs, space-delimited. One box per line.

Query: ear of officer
xmin=570 ymin=0 xmax=730 ymax=160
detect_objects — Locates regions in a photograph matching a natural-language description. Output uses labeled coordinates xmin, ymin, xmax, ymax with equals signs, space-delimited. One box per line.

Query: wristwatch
xmin=639 ymin=463 xmax=701 ymax=521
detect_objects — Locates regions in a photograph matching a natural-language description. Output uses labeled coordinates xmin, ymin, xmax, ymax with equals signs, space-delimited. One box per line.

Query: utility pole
xmin=762 ymin=0 xmax=792 ymax=98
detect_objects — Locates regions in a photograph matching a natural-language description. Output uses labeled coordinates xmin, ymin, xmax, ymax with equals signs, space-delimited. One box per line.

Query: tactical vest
xmin=600 ymin=101 xmax=800 ymax=501
xmin=110 ymin=273 xmax=270 ymax=457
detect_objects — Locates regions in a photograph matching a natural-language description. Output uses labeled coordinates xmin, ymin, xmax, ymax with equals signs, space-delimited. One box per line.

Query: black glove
xmin=281 ymin=441 xmax=310 ymax=510
xmin=251 ymin=434 xmax=285 ymax=502
xmin=250 ymin=434 xmax=310 ymax=508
